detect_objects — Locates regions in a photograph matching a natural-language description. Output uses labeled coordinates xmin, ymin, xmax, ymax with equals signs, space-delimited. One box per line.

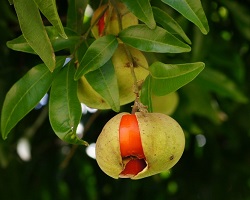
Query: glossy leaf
xmin=119 ymin=25 xmax=191 ymax=53
xmin=85 ymin=59 xmax=120 ymax=112
xmin=121 ymin=0 xmax=156 ymax=29
xmin=34 ymin=0 xmax=67 ymax=38
xmin=152 ymin=7 xmax=191 ymax=44
xmin=140 ymin=76 xmax=153 ymax=112
xmin=49 ymin=62 xmax=88 ymax=146
xmin=196 ymin=68 xmax=248 ymax=103
xmin=150 ymin=62 xmax=204 ymax=95
xmin=74 ymin=35 xmax=118 ymax=80
xmin=7 ymin=27 xmax=80 ymax=54
xmin=67 ymin=0 xmax=88 ymax=34
xmin=1 ymin=57 xmax=66 ymax=140
xmin=161 ymin=0 xmax=209 ymax=34
xmin=13 ymin=0 xmax=55 ymax=71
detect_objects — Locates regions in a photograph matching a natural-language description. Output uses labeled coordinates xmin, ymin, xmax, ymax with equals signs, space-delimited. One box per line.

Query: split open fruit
xmin=91 ymin=3 xmax=138 ymax=38
xmin=95 ymin=112 xmax=185 ymax=179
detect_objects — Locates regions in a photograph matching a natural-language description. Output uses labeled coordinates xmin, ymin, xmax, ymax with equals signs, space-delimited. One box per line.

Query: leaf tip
xmin=60 ymin=32 xmax=68 ymax=39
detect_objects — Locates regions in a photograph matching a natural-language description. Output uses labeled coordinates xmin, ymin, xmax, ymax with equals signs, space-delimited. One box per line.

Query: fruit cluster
xmin=77 ymin=3 xmax=149 ymax=110
xmin=80 ymin=3 xmax=185 ymax=180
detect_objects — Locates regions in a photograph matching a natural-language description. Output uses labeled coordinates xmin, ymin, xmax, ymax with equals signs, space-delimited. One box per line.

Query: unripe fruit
xmin=95 ymin=112 xmax=185 ymax=179
xmin=91 ymin=3 xmax=138 ymax=38
xmin=77 ymin=44 xmax=149 ymax=109
xmin=152 ymin=92 xmax=179 ymax=115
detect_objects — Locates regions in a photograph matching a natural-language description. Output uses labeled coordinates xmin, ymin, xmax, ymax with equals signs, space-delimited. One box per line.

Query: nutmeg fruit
xmin=95 ymin=112 xmax=185 ymax=179
xmin=152 ymin=92 xmax=179 ymax=115
xmin=91 ymin=3 xmax=138 ymax=38
xmin=77 ymin=44 xmax=149 ymax=109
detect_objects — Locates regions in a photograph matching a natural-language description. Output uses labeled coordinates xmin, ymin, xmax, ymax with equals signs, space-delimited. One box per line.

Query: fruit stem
xmin=110 ymin=0 xmax=123 ymax=32
xmin=124 ymin=45 xmax=141 ymax=114
xmin=110 ymin=0 xmax=146 ymax=114
xmin=103 ymin=3 xmax=113 ymax=36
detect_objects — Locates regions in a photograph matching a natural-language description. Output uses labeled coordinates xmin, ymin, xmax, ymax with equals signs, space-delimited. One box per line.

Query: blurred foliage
xmin=0 ymin=0 xmax=250 ymax=200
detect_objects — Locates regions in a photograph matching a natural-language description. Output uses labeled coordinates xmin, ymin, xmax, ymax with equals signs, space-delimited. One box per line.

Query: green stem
xmin=110 ymin=0 xmax=123 ymax=32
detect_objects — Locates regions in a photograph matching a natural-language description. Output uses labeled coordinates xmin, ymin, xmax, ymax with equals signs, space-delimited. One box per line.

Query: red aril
xmin=119 ymin=114 xmax=146 ymax=177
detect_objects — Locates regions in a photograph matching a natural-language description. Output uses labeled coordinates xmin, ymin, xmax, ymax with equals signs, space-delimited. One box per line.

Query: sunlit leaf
xmin=150 ymin=62 xmax=204 ymax=95
xmin=1 ymin=57 xmax=66 ymax=140
xmin=152 ymin=7 xmax=191 ymax=44
xmin=74 ymin=35 xmax=118 ymax=79
xmin=161 ymin=0 xmax=209 ymax=34
xmin=119 ymin=25 xmax=191 ymax=53
xmin=7 ymin=27 xmax=80 ymax=54
xmin=13 ymin=0 xmax=55 ymax=71
xmin=121 ymin=0 xmax=156 ymax=29
xmin=34 ymin=0 xmax=67 ymax=38
xmin=49 ymin=62 xmax=88 ymax=146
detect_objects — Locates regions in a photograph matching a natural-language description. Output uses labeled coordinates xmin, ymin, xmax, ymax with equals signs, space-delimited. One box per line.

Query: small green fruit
xmin=152 ymin=92 xmax=179 ymax=115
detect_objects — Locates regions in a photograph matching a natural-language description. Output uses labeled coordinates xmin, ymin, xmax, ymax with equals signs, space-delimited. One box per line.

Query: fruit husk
xmin=132 ymin=112 xmax=185 ymax=179
xmin=95 ymin=113 xmax=126 ymax=178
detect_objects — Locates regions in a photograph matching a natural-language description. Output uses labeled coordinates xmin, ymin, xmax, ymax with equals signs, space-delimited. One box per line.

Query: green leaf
xmin=13 ymin=0 xmax=55 ymax=71
xmin=121 ymin=0 xmax=156 ymax=29
xmin=74 ymin=35 xmax=118 ymax=80
xmin=152 ymin=7 xmax=191 ymax=44
xmin=85 ymin=59 xmax=120 ymax=112
xmin=67 ymin=0 xmax=88 ymax=34
xmin=7 ymin=27 xmax=80 ymax=54
xmin=161 ymin=0 xmax=209 ymax=34
xmin=140 ymin=76 xmax=153 ymax=112
xmin=183 ymin=83 xmax=222 ymax=124
xmin=34 ymin=0 xmax=67 ymax=38
xmin=150 ymin=62 xmax=204 ymax=95
xmin=49 ymin=62 xmax=88 ymax=146
xmin=196 ymin=68 xmax=248 ymax=103
xmin=119 ymin=24 xmax=191 ymax=53
xmin=1 ymin=57 xmax=66 ymax=140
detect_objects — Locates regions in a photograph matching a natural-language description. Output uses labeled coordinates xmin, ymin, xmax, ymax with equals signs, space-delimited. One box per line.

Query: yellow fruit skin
xmin=112 ymin=44 xmax=149 ymax=105
xmin=95 ymin=113 xmax=125 ymax=179
xmin=152 ymin=92 xmax=179 ymax=115
xmin=77 ymin=44 xmax=149 ymax=109
xmin=91 ymin=3 xmax=138 ymax=38
xmin=77 ymin=76 xmax=106 ymax=108
xmin=133 ymin=112 xmax=185 ymax=179
xmin=95 ymin=112 xmax=185 ymax=179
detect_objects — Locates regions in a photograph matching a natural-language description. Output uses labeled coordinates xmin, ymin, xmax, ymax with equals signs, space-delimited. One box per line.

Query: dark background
xmin=0 ymin=0 xmax=250 ymax=199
